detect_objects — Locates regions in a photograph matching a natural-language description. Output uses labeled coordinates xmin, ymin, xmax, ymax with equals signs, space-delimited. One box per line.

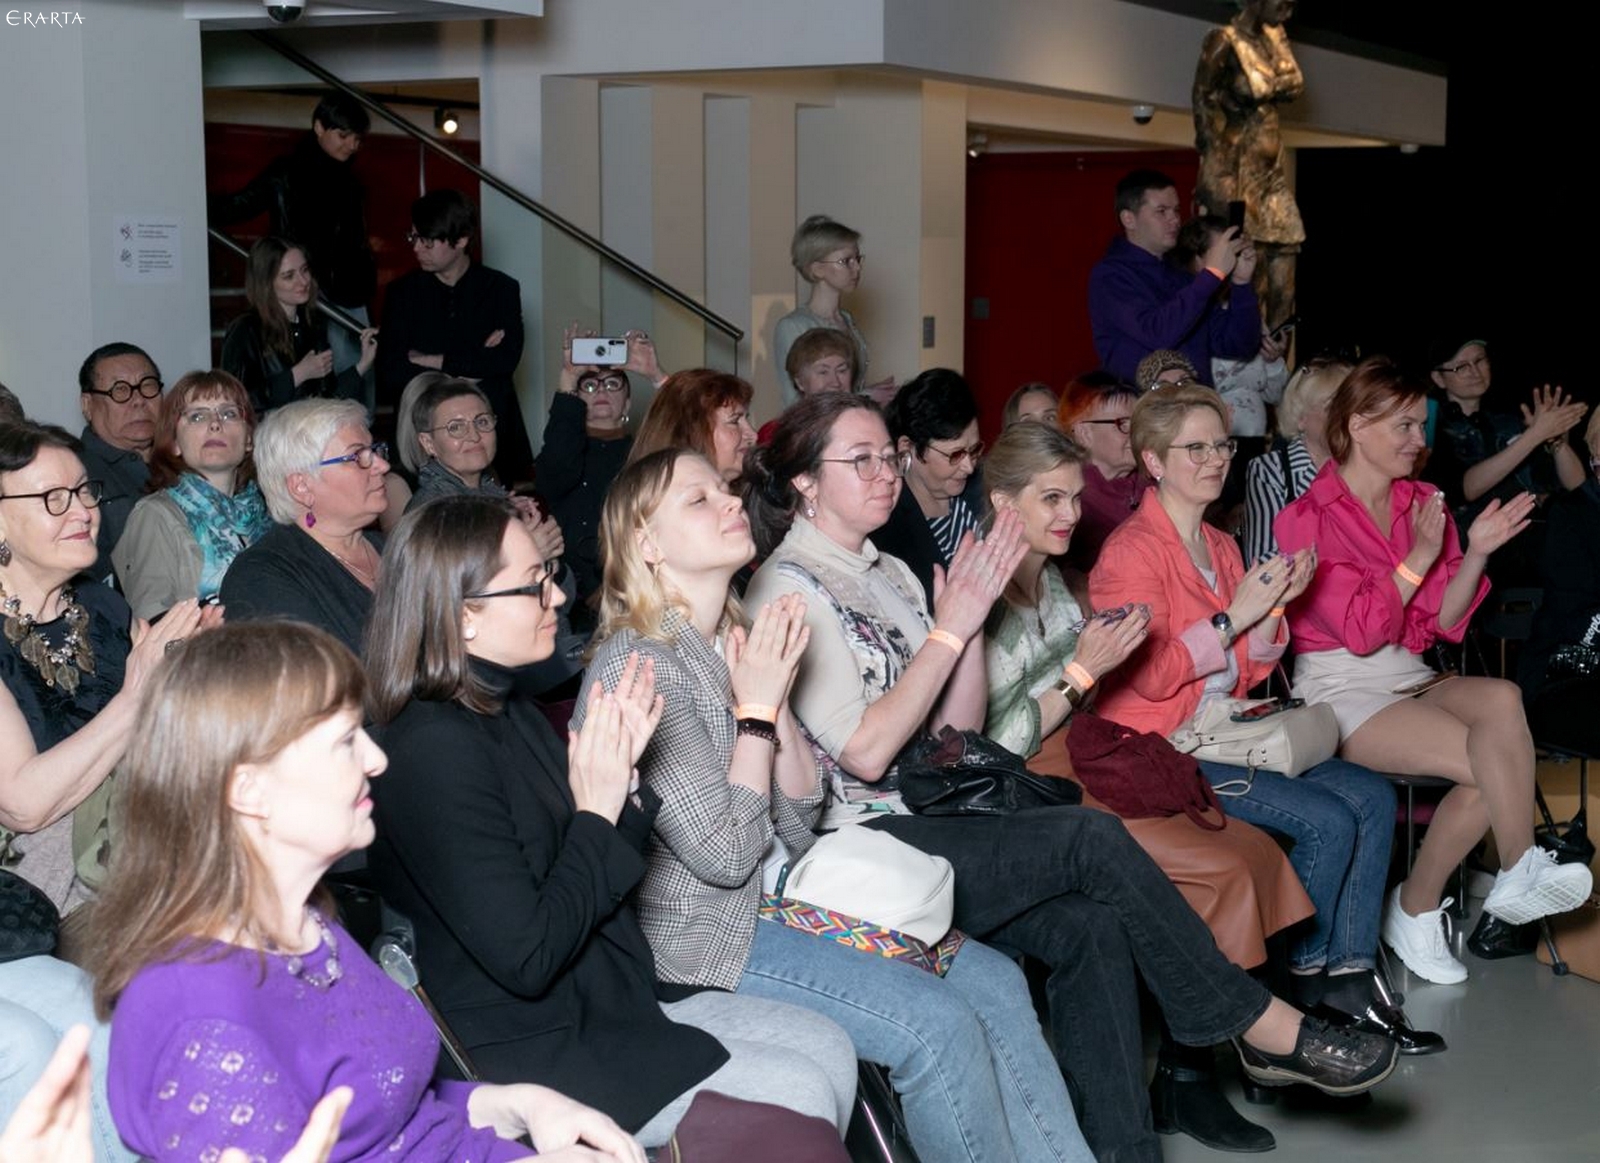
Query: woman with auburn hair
xmin=112 ymin=370 xmax=273 ymax=620
xmin=1090 ymin=383 xmax=1435 ymax=1052
xmin=221 ymin=236 xmax=377 ymax=415
xmin=1056 ymin=371 xmax=1143 ymax=571
xmin=363 ymin=495 xmax=855 ymax=1148
xmin=1275 ymin=356 xmax=1591 ymax=986
xmin=631 ymin=369 xmax=757 ymax=482
xmin=84 ymin=621 xmax=642 ymax=1163
xmin=582 ymin=446 xmax=1091 ymax=1163
xmin=741 ymin=392 xmax=1396 ymax=1162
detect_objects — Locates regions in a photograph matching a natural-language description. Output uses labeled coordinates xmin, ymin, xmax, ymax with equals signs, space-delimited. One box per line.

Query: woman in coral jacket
xmin=1274 ymin=356 xmax=1591 ymax=987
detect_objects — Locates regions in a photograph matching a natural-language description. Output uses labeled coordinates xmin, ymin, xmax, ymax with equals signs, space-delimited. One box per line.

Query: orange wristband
xmin=1395 ymin=562 xmax=1425 ymax=587
xmin=1269 ymin=606 xmax=1287 ymax=619
xmin=1063 ymin=662 xmax=1096 ymax=692
xmin=925 ymin=629 xmax=965 ymax=655
xmin=734 ymin=704 xmax=778 ymax=724
xmin=1204 ymin=265 xmax=1227 ymax=282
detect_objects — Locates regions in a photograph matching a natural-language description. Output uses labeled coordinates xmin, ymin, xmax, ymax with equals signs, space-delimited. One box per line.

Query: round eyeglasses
xmin=85 ymin=376 xmax=162 ymax=404
xmin=579 ymin=375 xmax=628 ymax=395
xmin=429 ymin=413 xmax=497 ymax=440
xmin=818 ymin=451 xmax=912 ymax=481
xmin=0 ymin=480 xmax=105 ymax=516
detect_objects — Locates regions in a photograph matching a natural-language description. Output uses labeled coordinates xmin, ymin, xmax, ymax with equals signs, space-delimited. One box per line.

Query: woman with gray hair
xmin=218 ymin=397 xmax=389 ymax=652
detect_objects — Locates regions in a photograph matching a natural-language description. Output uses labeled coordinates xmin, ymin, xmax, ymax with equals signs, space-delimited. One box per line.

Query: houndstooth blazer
xmin=577 ymin=609 xmax=826 ymax=990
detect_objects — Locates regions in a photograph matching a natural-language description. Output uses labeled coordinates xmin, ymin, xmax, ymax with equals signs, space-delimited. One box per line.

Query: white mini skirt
xmin=1290 ymin=645 xmax=1440 ymax=739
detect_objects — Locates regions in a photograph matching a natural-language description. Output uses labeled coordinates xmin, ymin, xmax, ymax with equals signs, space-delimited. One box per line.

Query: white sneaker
xmin=1483 ymin=845 xmax=1594 ymax=925
xmin=1382 ymin=886 xmax=1468 ymax=985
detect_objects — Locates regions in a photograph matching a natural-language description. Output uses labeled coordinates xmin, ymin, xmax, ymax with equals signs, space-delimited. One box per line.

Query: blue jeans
xmin=738 ymin=918 xmax=1092 ymax=1163
xmin=0 ymin=955 xmax=135 ymax=1162
xmin=1200 ymin=758 xmax=1395 ymax=972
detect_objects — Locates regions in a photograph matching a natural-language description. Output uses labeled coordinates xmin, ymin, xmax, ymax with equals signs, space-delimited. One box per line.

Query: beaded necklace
xmin=268 ymin=908 xmax=343 ymax=990
xmin=0 ymin=578 xmax=95 ymax=695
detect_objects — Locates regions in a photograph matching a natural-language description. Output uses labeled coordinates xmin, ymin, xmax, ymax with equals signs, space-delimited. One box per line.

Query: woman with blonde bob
xmin=582 ymin=445 xmax=1092 ymax=1163
xmin=85 ymin=621 xmax=642 ymax=1163
xmin=1241 ymin=358 xmax=1352 ymax=565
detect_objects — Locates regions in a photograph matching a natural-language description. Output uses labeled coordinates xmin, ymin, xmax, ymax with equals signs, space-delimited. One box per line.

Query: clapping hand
xmin=605 ymin=652 xmax=664 ymax=769
xmin=125 ymin=599 xmax=223 ymax=695
xmin=567 ymin=688 xmax=636 ymax=823
xmin=1520 ymin=385 xmax=1587 ymax=446
xmin=1278 ymin=545 xmax=1318 ymax=604
xmin=930 ymin=509 xmax=1029 ymax=644
xmin=725 ymin=595 xmax=810 ymax=712
xmin=1072 ymin=603 xmax=1151 ymax=681
xmin=1466 ymin=492 xmax=1536 ymax=558
xmin=1227 ymin=554 xmax=1292 ymax=630
xmin=1406 ymin=489 xmax=1448 ymax=575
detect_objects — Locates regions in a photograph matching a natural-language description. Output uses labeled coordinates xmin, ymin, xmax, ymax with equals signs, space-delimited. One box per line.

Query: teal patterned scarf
xmin=166 ymin=474 xmax=274 ymax=600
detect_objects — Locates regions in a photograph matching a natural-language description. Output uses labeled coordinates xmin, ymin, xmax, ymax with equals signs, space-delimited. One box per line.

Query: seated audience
xmin=363 ymin=495 xmax=854 ymax=1145
xmin=1057 ymin=371 xmax=1142 ymax=572
xmin=582 ymin=449 xmax=1091 ymax=1163
xmin=76 ymin=343 xmax=162 ymax=583
xmin=1275 ymin=357 xmax=1593 ymax=984
xmin=84 ymin=621 xmax=644 ymax=1163
xmin=757 ymin=328 xmax=858 ymax=443
xmin=1001 ymin=381 xmax=1061 ymax=429
xmin=112 ymin=371 xmax=272 ymax=620
xmin=1090 ymin=384 xmax=1435 ymax=1050
xmin=1 ymin=421 xmax=209 ymax=1161
xmin=220 ymin=237 xmax=376 ymax=415
xmin=1242 ymin=358 xmax=1351 ymax=565
xmin=630 ymin=369 xmax=757 ymax=482
xmin=871 ymin=368 xmax=984 ymax=606
xmin=533 ymin=327 xmax=659 ymax=624
xmin=219 ymin=398 xmax=387 ymax=653
xmin=742 ymin=394 xmax=1397 ymax=1161
xmin=773 ymin=215 xmax=876 ymax=406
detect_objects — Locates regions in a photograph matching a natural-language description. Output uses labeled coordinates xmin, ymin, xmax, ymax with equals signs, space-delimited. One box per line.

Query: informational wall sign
xmin=114 ymin=216 xmax=181 ymax=284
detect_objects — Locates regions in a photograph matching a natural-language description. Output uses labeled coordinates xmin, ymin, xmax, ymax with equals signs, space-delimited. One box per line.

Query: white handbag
xmin=1169 ymin=698 xmax=1339 ymax=779
xmin=778 ymin=825 xmax=955 ymax=945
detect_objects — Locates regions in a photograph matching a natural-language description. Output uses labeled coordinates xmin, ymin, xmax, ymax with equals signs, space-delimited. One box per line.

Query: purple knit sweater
xmin=107 ymin=919 xmax=529 ymax=1162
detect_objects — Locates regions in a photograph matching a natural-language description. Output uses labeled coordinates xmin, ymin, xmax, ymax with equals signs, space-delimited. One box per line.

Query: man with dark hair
xmin=1088 ymin=168 xmax=1261 ymax=385
xmin=378 ymin=189 xmax=533 ymax=481
xmin=209 ymin=90 xmax=377 ymax=393
xmin=76 ymin=342 xmax=162 ymax=582
xmin=0 ymin=381 xmax=23 ymax=426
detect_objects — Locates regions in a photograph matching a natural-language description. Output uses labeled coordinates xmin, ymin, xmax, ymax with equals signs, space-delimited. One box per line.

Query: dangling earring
xmin=304 ymin=509 xmax=317 ymax=529
xmin=803 ymin=497 xmax=817 ymax=519
xmin=0 ymin=540 xmax=10 ymax=567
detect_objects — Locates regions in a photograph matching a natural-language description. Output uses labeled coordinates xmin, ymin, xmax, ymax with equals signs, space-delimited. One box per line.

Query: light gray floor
xmin=1160 ymin=902 xmax=1600 ymax=1163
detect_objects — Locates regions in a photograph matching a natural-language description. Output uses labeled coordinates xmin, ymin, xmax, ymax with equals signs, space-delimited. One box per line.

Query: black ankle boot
xmin=1467 ymin=911 xmax=1538 ymax=960
xmin=1150 ymin=1062 xmax=1276 ymax=1153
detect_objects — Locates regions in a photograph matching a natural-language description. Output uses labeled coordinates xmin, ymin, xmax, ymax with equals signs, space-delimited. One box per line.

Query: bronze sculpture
xmin=1194 ymin=0 xmax=1305 ymax=330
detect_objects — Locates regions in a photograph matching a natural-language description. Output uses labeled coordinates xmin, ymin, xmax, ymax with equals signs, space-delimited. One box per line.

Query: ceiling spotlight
xmin=967 ymin=132 xmax=988 ymax=159
xmin=1398 ymin=142 xmax=1420 ymax=155
xmin=435 ymin=108 xmax=460 ymax=136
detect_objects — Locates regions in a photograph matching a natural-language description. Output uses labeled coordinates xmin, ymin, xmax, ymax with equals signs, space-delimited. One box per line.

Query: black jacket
xmin=209 ymin=134 xmax=377 ymax=309
xmin=367 ymin=662 xmax=727 ymax=1130
xmin=532 ymin=392 xmax=633 ymax=604
xmin=218 ymin=524 xmax=379 ymax=654
xmin=219 ymin=311 xmax=363 ymax=415
xmin=377 ymin=263 xmax=524 ymax=408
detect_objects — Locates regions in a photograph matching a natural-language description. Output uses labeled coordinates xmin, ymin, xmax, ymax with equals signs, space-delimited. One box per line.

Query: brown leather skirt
xmin=1029 ymin=727 xmax=1314 ymax=969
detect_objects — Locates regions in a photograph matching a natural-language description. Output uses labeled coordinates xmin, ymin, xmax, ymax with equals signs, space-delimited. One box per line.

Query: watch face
xmin=1212 ymin=613 xmax=1231 ymax=629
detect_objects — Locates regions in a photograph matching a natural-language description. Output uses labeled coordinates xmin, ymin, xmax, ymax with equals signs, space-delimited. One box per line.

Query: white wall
xmin=1 ymin=0 xmax=211 ymax=428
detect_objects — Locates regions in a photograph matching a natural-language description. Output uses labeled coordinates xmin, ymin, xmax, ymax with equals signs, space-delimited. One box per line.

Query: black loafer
xmin=1311 ymin=1002 xmax=1447 ymax=1056
xmin=1235 ymin=1016 xmax=1398 ymax=1096
xmin=1150 ymin=1063 xmax=1276 ymax=1153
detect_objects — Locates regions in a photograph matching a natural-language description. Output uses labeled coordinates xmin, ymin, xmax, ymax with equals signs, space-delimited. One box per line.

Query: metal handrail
xmin=208 ymin=226 xmax=367 ymax=335
xmin=245 ymin=30 xmax=744 ymax=343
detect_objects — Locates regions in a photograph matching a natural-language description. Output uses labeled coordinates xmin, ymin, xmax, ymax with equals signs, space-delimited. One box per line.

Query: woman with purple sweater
xmin=80 ymin=622 xmax=644 ymax=1163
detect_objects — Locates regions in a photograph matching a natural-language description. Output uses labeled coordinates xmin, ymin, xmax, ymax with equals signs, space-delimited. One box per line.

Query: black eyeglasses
xmin=818 ymin=451 xmax=912 ymax=481
xmin=465 ymin=561 xmax=563 ymax=608
xmin=579 ymin=375 xmax=629 ymax=395
xmin=84 ymin=376 xmax=162 ymax=403
xmin=318 ymin=442 xmax=390 ymax=470
xmin=1080 ymin=417 xmax=1132 ymax=434
xmin=429 ymin=414 xmax=497 ymax=440
xmin=0 ymin=480 xmax=105 ymax=516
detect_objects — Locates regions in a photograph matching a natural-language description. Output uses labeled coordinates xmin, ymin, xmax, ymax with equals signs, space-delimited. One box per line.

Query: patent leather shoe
xmin=1312 ymin=1001 xmax=1446 ymax=1056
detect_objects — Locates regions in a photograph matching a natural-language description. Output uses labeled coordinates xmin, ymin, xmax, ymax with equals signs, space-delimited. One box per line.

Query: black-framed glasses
xmin=925 ymin=441 xmax=985 ymax=469
xmin=1080 ymin=416 xmax=1132 ymax=435
xmin=181 ymin=406 xmax=244 ymax=427
xmin=318 ymin=442 xmax=390 ymax=470
xmin=1174 ymin=439 xmax=1238 ymax=465
xmin=84 ymin=376 xmax=161 ymax=403
xmin=819 ymin=451 xmax=911 ymax=481
xmin=578 ymin=375 xmax=628 ymax=395
xmin=0 ymin=480 xmax=104 ymax=516
xmin=429 ymin=413 xmax=497 ymax=440
xmin=465 ymin=560 xmax=563 ymax=608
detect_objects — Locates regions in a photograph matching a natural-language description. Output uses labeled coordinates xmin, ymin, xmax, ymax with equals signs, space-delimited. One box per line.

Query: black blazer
xmin=368 ymin=661 xmax=727 ymax=1131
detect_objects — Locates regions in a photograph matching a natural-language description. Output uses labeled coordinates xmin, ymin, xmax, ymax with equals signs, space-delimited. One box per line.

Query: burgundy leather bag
xmin=1064 ymin=712 xmax=1226 ymax=830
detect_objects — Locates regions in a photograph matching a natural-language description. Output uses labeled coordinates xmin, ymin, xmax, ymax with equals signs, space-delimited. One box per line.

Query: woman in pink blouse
xmin=1275 ymin=357 xmax=1592 ymax=986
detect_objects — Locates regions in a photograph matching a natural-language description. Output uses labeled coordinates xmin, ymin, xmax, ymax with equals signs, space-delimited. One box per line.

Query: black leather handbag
xmin=0 ymin=868 xmax=60 ymax=963
xmin=896 ymin=726 xmax=1082 ymax=817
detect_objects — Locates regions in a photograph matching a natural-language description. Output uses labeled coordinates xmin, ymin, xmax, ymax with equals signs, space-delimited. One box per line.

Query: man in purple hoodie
xmin=1088 ymin=169 xmax=1261 ymax=385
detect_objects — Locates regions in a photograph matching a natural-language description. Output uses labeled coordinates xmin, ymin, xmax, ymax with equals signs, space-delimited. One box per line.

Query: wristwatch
xmin=1211 ymin=611 xmax=1235 ymax=649
xmin=1052 ymin=674 xmax=1086 ymax=709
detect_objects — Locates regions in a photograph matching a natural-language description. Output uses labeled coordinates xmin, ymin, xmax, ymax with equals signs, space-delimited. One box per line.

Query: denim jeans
xmin=872 ymin=807 xmax=1272 ymax=1163
xmin=0 ymin=955 xmax=135 ymax=1162
xmin=737 ymin=917 xmax=1093 ymax=1163
xmin=1200 ymin=758 xmax=1395 ymax=972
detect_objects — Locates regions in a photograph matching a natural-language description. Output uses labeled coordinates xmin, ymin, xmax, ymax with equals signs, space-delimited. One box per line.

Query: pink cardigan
xmin=1273 ymin=461 xmax=1487 ymax=656
xmin=1089 ymin=487 xmax=1286 ymax=737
